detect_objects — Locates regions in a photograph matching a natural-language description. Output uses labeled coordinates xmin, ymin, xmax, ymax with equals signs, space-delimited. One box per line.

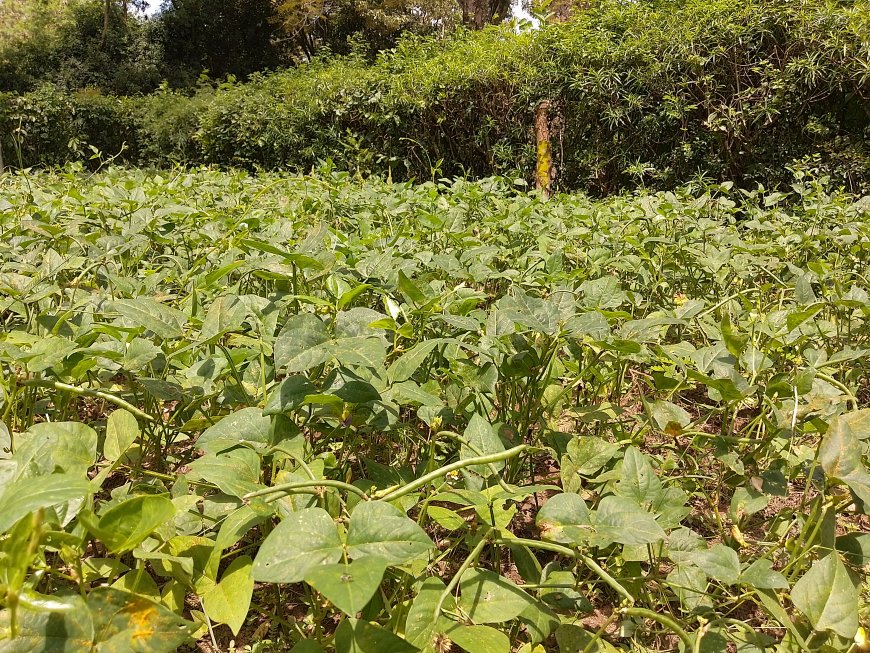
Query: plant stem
xmin=374 ymin=445 xmax=529 ymax=502
xmin=244 ymin=479 xmax=369 ymax=501
xmin=20 ymin=379 xmax=155 ymax=422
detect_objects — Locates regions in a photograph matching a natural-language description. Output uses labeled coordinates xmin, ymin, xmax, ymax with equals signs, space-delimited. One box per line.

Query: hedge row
xmin=1 ymin=0 xmax=868 ymax=193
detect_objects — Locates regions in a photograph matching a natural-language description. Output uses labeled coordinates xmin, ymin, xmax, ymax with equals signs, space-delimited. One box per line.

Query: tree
xmin=457 ymin=0 xmax=511 ymax=29
xmin=272 ymin=0 xmax=461 ymax=60
xmin=159 ymin=0 xmax=281 ymax=84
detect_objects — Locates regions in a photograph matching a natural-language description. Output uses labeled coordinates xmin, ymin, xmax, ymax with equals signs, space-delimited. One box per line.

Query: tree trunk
xmin=459 ymin=0 xmax=510 ymax=28
xmin=535 ymin=100 xmax=554 ymax=199
xmin=100 ymin=0 xmax=111 ymax=48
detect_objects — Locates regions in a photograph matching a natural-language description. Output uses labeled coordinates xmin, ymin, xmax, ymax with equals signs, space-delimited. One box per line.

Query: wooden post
xmin=535 ymin=100 xmax=554 ymax=199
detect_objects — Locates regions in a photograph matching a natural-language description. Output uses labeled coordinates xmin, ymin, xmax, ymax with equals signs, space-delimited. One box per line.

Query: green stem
xmin=244 ymin=479 xmax=369 ymax=501
xmin=434 ymin=536 xmax=489 ymax=621
xmin=20 ymin=379 xmax=155 ymax=422
xmin=373 ymin=445 xmax=529 ymax=502
xmin=492 ymin=537 xmax=634 ymax=605
xmin=621 ymin=607 xmax=692 ymax=646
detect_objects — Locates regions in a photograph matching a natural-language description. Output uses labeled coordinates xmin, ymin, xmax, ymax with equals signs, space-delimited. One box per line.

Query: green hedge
xmin=1 ymin=0 xmax=868 ymax=192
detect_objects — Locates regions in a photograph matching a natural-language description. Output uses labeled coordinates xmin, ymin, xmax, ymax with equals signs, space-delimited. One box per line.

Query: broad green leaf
xmin=104 ymin=409 xmax=140 ymax=462
xmin=404 ymin=577 xmax=454 ymax=648
xmin=397 ymin=270 xmax=429 ymax=306
xmin=685 ymin=544 xmax=741 ymax=585
xmin=13 ymin=421 xmax=97 ymax=480
xmin=791 ymin=553 xmax=858 ymax=638
xmin=263 ymin=375 xmax=316 ymax=415
xmin=196 ymin=407 xmax=272 ymax=453
xmin=201 ymin=294 xmax=247 ymax=340
xmin=616 ymin=447 xmax=662 ymax=505
xmin=460 ymin=414 xmax=505 ymax=477
xmin=0 ymin=473 xmax=92 ymax=533
xmin=593 ymin=495 xmax=665 ymax=546
xmin=187 ymin=448 xmax=261 ymax=498
xmin=555 ymin=624 xmax=621 ymax=653
xmin=0 ymin=594 xmax=93 ymax=653
xmin=273 ymin=314 xmax=329 ymax=370
xmin=202 ymin=555 xmax=254 ymax=636
xmin=739 ymin=559 xmax=788 ymax=590
xmin=647 ymin=400 xmax=692 ymax=435
xmin=427 ymin=505 xmax=466 ymax=531
xmin=83 ymin=495 xmax=176 ymax=554
xmin=457 ymin=569 xmax=536 ymax=624
xmin=334 ymin=618 xmax=418 ymax=653
xmin=387 ymin=338 xmax=448 ymax=384
xmin=305 ymin=557 xmax=387 ymax=617
xmin=88 ymin=587 xmax=197 ymax=651
xmin=536 ymin=493 xmax=591 ymax=544
xmin=111 ymin=297 xmax=187 ymax=339
xmin=346 ymin=501 xmax=434 ymax=565
xmin=667 ymin=564 xmax=710 ymax=611
xmin=252 ymin=507 xmax=343 ymax=583
xmin=517 ymin=600 xmax=560 ymax=645
xmin=819 ymin=415 xmax=870 ymax=508
xmin=565 ymin=436 xmax=618 ymax=476
xmin=837 ymin=532 xmax=870 ymax=567
xmin=579 ymin=276 xmax=626 ymax=309
xmin=445 ymin=624 xmax=510 ymax=653
xmin=289 ymin=641 xmax=326 ymax=653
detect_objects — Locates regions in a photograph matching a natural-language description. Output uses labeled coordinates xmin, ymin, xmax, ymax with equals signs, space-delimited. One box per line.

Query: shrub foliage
xmin=0 ymin=0 xmax=868 ymax=192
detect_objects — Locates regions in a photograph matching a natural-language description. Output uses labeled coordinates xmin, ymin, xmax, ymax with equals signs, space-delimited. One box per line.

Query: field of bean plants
xmin=0 ymin=166 xmax=868 ymax=653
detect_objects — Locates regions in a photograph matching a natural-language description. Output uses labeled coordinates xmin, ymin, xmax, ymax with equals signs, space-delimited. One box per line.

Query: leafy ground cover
xmin=0 ymin=166 xmax=869 ymax=652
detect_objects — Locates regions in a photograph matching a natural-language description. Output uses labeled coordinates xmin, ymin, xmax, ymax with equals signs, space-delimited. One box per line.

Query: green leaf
xmin=305 ymin=557 xmax=388 ymax=617
xmin=720 ymin=315 xmax=748 ymax=357
xmin=201 ymin=294 xmax=247 ymax=341
xmin=83 ymin=495 xmax=176 ymax=554
xmin=457 ymin=569 xmax=536 ymax=624
xmin=104 ymin=409 xmax=140 ymax=462
xmin=616 ymin=447 xmax=662 ymax=505
xmin=187 ymin=448 xmax=261 ymax=498
xmin=387 ymin=338 xmax=448 ymax=384
xmin=0 ymin=594 xmax=93 ymax=652
xmin=555 ymin=624 xmax=621 ymax=653
xmin=565 ymin=436 xmax=618 ymax=476
xmin=460 ymin=414 xmax=506 ymax=477
xmin=404 ymin=577 xmax=454 ymax=648
xmin=13 ymin=421 xmax=97 ymax=480
xmin=685 ymin=544 xmax=741 ymax=585
xmin=536 ymin=493 xmax=592 ymax=544
xmin=273 ymin=314 xmax=330 ymax=370
xmin=819 ymin=414 xmax=870 ymax=507
xmin=739 ymin=559 xmax=788 ymax=590
xmin=334 ymin=618 xmax=418 ymax=653
xmin=252 ymin=507 xmax=343 ymax=583
xmin=445 ymin=624 xmax=510 ymax=653
xmin=111 ymin=297 xmax=187 ymax=340
xmin=791 ymin=553 xmax=858 ymax=638
xmin=88 ymin=587 xmax=197 ymax=651
xmin=346 ymin=501 xmax=434 ymax=565
xmin=202 ymin=555 xmax=254 ymax=636
xmin=593 ymin=495 xmax=665 ymax=546
xmin=837 ymin=533 xmax=870 ymax=567
xmin=196 ymin=407 xmax=272 ymax=454
xmin=263 ymin=375 xmax=316 ymax=415
xmin=289 ymin=641 xmax=326 ymax=653
xmin=427 ymin=505 xmax=466 ymax=531
xmin=647 ymin=400 xmax=692 ymax=435
xmin=397 ymin=270 xmax=429 ymax=306
xmin=0 ymin=473 xmax=92 ymax=533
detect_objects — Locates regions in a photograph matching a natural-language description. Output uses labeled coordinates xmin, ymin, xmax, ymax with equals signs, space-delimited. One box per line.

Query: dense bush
xmin=1 ymin=0 xmax=868 ymax=192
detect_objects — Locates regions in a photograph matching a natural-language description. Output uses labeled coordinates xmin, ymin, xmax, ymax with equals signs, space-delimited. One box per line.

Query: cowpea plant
xmin=0 ymin=166 xmax=868 ymax=652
